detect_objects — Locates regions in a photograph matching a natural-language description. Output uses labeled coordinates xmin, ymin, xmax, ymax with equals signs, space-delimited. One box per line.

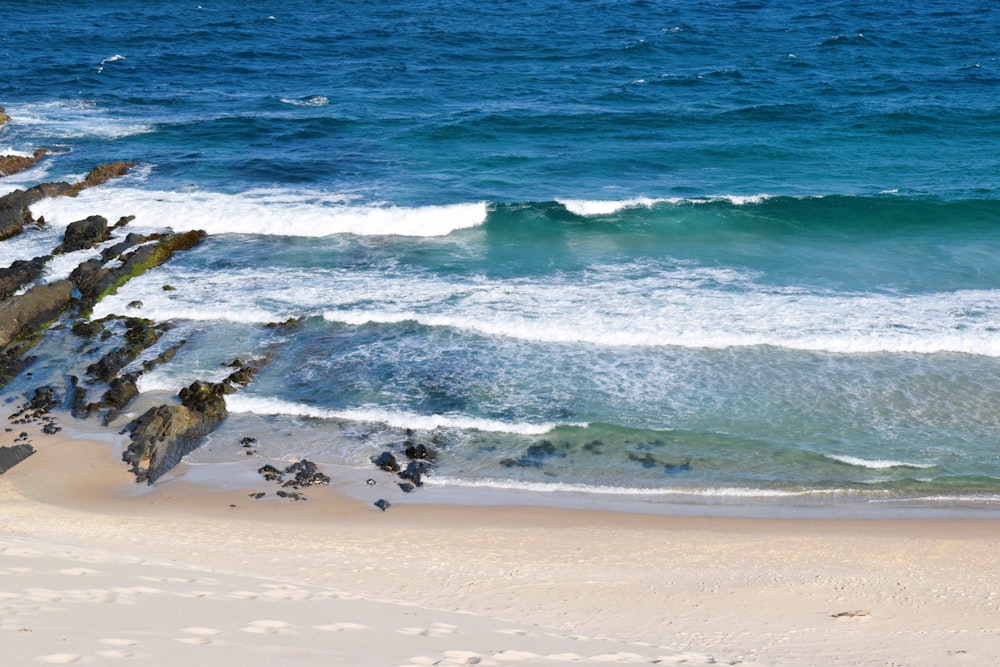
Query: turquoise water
xmin=2 ymin=0 xmax=1000 ymax=508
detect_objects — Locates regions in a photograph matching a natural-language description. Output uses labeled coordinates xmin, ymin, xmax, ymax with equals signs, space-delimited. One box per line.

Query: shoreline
xmin=3 ymin=413 xmax=1000 ymax=665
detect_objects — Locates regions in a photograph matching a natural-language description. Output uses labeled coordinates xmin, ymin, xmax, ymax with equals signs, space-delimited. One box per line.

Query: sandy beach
xmin=2 ymin=417 xmax=999 ymax=667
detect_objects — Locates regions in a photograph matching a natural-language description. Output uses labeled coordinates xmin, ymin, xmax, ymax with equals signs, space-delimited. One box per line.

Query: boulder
xmin=398 ymin=460 xmax=428 ymax=487
xmin=371 ymin=451 xmax=400 ymax=473
xmin=122 ymin=362 xmax=258 ymax=484
xmin=57 ymin=215 xmax=110 ymax=253
xmin=0 ymin=106 xmax=9 ymax=126
xmin=122 ymin=401 xmax=222 ymax=484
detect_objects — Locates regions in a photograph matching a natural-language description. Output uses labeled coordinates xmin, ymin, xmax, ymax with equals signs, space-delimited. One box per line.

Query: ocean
xmin=2 ymin=0 xmax=999 ymax=513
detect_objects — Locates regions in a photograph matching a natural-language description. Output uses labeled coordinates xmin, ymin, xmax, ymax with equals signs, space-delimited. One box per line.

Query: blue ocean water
xmin=2 ymin=0 xmax=1000 ymax=510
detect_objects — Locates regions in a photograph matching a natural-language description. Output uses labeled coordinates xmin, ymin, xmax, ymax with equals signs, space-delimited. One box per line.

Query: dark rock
xmin=100 ymin=374 xmax=139 ymax=423
xmin=249 ymin=492 xmax=265 ymax=499
xmin=0 ymin=256 xmax=49 ymax=301
xmin=258 ymin=464 xmax=283 ymax=481
xmin=499 ymin=439 xmax=567 ymax=468
xmin=373 ymin=498 xmax=390 ymax=511
xmin=85 ymin=319 xmax=162 ymax=383
xmin=664 ymin=458 xmax=692 ymax=475
xmin=628 ymin=452 xmax=659 ymax=468
xmin=399 ymin=460 xmax=428 ymax=487
xmin=71 ymin=230 xmax=206 ymax=313
xmin=0 ymin=345 xmax=37 ymax=390
xmin=65 ymin=161 xmax=136 ymax=196
xmin=276 ymin=489 xmax=305 ymax=501
xmin=0 ymin=443 xmax=35 ymax=474
xmin=41 ymin=422 xmax=60 ymax=434
xmin=372 ymin=451 xmax=400 ymax=473
xmin=0 ymin=279 xmax=73 ymax=348
xmin=279 ymin=459 xmax=331 ymax=488
xmin=28 ymin=385 xmax=57 ymax=413
xmin=405 ymin=443 xmax=436 ymax=461
xmin=99 ymin=232 xmax=147 ymax=262
xmin=122 ymin=374 xmax=235 ymax=484
xmin=141 ymin=341 xmax=185 ymax=372
xmin=397 ymin=482 xmax=415 ymax=493
xmin=366 ymin=478 xmax=376 ymax=486
xmin=240 ymin=437 xmax=257 ymax=447
xmin=69 ymin=376 xmax=92 ymax=419
xmin=56 ymin=215 xmax=110 ymax=253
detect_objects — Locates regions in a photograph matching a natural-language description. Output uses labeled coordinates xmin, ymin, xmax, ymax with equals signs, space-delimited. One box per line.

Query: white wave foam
xmin=827 ymin=455 xmax=936 ymax=470
xmin=4 ymin=100 xmax=152 ymax=140
xmin=559 ymin=197 xmax=662 ymax=216
xmin=280 ymin=95 xmax=330 ymax=107
xmin=423 ymin=476 xmax=841 ymax=498
xmin=225 ymin=395 xmax=571 ymax=434
xmin=558 ymin=194 xmax=774 ymax=216
xmin=31 ymin=187 xmax=488 ymax=237
xmin=322 ymin=280 xmax=1000 ymax=356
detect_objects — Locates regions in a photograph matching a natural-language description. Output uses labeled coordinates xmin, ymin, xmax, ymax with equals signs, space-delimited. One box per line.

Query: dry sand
xmin=2 ymin=418 xmax=999 ymax=666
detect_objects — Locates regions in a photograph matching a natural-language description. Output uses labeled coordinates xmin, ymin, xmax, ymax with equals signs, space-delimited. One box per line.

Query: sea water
xmin=2 ymin=0 xmax=999 ymax=511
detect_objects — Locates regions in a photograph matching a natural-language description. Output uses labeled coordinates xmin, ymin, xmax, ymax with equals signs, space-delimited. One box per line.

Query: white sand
xmin=2 ymin=419 xmax=999 ymax=666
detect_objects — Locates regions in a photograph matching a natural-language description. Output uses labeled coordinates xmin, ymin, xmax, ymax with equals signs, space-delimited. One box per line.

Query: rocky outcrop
xmin=122 ymin=360 xmax=257 ymax=484
xmin=0 ymin=106 xmax=9 ymax=126
xmin=0 ymin=149 xmax=50 ymax=178
xmin=70 ymin=229 xmax=206 ymax=312
xmin=0 ymin=162 xmax=134 ymax=242
xmin=0 ymin=443 xmax=35 ymax=474
xmin=56 ymin=215 xmax=110 ymax=253
xmin=0 ymin=279 xmax=73 ymax=348
xmin=0 ymin=256 xmax=49 ymax=301
xmin=0 ymin=182 xmax=73 ymax=241
xmin=65 ymin=161 xmax=136 ymax=196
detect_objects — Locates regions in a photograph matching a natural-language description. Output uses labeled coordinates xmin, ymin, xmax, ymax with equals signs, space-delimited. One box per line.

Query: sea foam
xmin=225 ymin=395 xmax=571 ymax=434
xmin=31 ymin=187 xmax=488 ymax=237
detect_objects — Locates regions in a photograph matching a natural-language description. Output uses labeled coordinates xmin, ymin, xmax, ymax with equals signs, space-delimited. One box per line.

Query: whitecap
xmin=827 ymin=455 xmax=936 ymax=470
xmin=224 ymin=395 xmax=571 ymax=434
xmin=280 ymin=95 xmax=330 ymax=107
xmin=31 ymin=187 xmax=488 ymax=237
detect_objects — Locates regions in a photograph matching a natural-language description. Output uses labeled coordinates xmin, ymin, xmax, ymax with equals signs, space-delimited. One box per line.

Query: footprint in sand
xmin=36 ymin=654 xmax=81 ymax=665
xmin=492 ymin=650 xmax=540 ymax=662
xmin=98 ymin=639 xmax=139 ymax=647
xmin=314 ymin=622 xmax=370 ymax=632
xmin=590 ymin=653 xmax=652 ymax=663
xmin=55 ymin=568 xmax=100 ymax=576
xmin=174 ymin=626 xmax=224 ymax=645
xmin=95 ymin=649 xmax=134 ymax=659
xmin=240 ymin=619 xmax=293 ymax=634
xmin=398 ymin=622 xmax=460 ymax=638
